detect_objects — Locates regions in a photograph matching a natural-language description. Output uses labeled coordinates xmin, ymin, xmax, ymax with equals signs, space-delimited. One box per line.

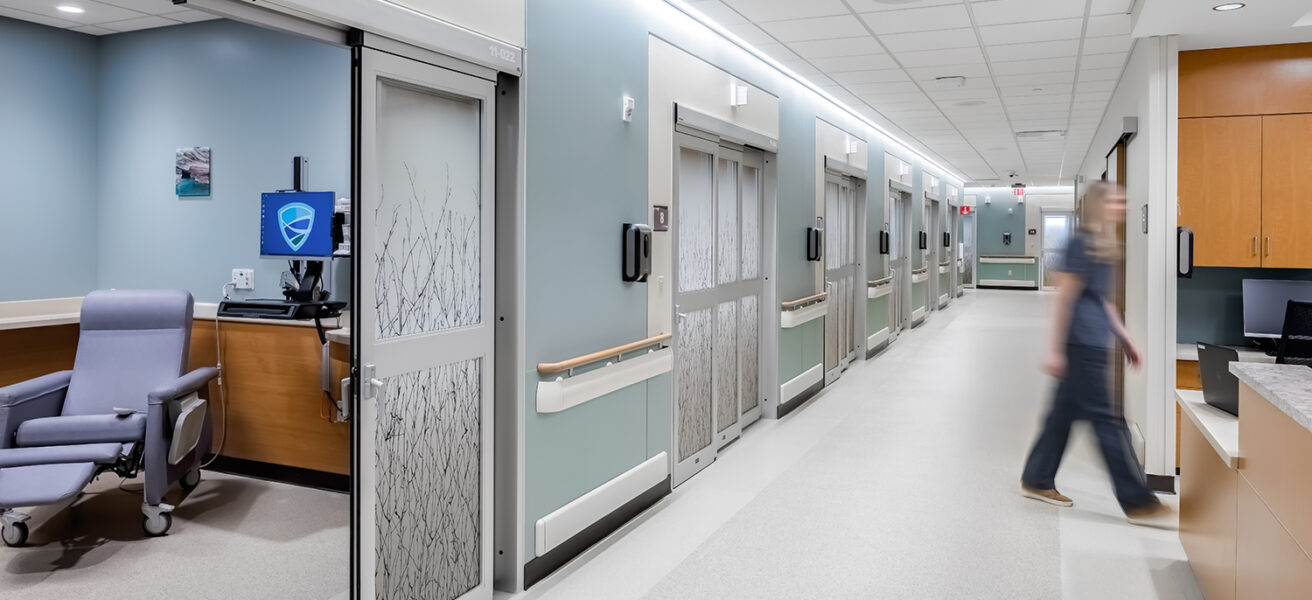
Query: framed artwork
xmin=176 ymin=147 xmax=211 ymax=196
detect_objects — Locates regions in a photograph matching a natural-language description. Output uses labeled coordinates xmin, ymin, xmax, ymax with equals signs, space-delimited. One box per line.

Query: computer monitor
xmin=1242 ymin=279 xmax=1312 ymax=338
xmin=260 ymin=191 xmax=335 ymax=258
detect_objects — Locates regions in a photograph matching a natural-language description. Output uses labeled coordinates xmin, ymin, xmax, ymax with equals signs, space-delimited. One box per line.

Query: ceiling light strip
xmin=662 ymin=0 xmax=967 ymax=185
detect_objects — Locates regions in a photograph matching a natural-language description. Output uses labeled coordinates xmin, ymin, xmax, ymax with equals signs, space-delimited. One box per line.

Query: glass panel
xmin=1044 ymin=215 xmax=1070 ymax=249
xmin=678 ymin=148 xmax=715 ymax=293
xmin=374 ymin=81 xmax=482 ymax=340
xmin=677 ymin=308 xmax=713 ymax=461
xmin=715 ymin=301 xmax=738 ymax=432
xmin=376 ymin=358 xmax=481 ymax=598
xmin=740 ymin=295 xmax=759 ymax=414
xmin=825 ymin=182 xmax=840 ymax=269
xmin=741 ymin=166 xmax=761 ymax=280
xmin=717 ymin=158 xmax=739 ymax=285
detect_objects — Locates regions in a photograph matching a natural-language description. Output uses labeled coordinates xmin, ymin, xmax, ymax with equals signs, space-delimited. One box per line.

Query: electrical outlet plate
xmin=231 ymin=268 xmax=254 ymax=290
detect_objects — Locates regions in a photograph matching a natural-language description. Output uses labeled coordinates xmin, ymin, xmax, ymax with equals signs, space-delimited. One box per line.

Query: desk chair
xmin=1276 ymin=300 xmax=1312 ymax=367
xmin=0 ymin=290 xmax=217 ymax=546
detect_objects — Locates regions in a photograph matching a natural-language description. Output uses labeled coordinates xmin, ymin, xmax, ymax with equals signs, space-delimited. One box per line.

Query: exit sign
xmin=960 ymin=206 xmax=972 ymax=215
xmin=1012 ymin=187 xmax=1025 ymax=197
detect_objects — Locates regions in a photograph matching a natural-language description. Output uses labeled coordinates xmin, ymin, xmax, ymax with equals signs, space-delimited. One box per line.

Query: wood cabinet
xmin=1261 ymin=114 xmax=1312 ymax=269
xmin=1180 ymin=43 xmax=1312 ymax=118
xmin=1179 ymin=116 xmax=1263 ymax=267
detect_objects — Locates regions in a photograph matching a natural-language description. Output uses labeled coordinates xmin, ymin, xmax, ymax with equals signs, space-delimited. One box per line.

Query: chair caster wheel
xmin=180 ymin=468 xmax=201 ymax=491
xmin=143 ymin=512 xmax=172 ymax=537
xmin=2 ymin=521 xmax=28 ymax=547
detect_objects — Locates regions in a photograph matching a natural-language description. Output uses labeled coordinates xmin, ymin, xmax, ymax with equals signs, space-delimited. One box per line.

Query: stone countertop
xmin=1230 ymin=362 xmax=1312 ymax=432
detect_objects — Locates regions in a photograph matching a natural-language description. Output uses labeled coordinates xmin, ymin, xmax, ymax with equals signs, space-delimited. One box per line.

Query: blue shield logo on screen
xmin=278 ymin=202 xmax=316 ymax=252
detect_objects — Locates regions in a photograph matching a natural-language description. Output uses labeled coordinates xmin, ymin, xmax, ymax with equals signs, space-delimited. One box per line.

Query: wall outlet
xmin=231 ymin=268 xmax=254 ymax=290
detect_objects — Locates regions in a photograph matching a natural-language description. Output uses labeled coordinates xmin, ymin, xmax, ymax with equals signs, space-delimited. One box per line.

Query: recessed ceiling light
xmin=1212 ymin=3 xmax=1245 ymax=11
xmin=56 ymin=4 xmax=85 ymax=13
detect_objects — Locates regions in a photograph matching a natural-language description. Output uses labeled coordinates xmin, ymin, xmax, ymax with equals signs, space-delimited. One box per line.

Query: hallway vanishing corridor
xmin=504 ymin=290 xmax=1202 ymax=600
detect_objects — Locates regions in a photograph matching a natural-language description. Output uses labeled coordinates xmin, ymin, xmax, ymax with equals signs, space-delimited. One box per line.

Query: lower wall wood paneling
xmin=0 ymin=324 xmax=79 ymax=388
xmin=1179 ymin=417 xmax=1237 ymax=600
xmin=1235 ymin=476 xmax=1312 ymax=599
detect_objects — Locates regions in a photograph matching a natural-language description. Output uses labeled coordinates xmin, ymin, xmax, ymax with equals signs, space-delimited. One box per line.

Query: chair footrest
xmin=0 ymin=443 xmax=124 ymax=469
xmin=0 ymin=462 xmax=98 ymax=508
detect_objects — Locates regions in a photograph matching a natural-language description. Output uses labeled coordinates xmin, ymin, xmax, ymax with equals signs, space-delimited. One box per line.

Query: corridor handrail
xmin=912 ymin=267 xmax=929 ymax=275
xmin=868 ymin=276 xmax=893 ymax=286
xmin=537 ymin=333 xmax=672 ymax=375
xmin=780 ymin=292 xmax=827 ymax=310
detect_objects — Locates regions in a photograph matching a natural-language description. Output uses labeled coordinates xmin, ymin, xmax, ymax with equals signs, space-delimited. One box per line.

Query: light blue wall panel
xmin=976 ymin=194 xmax=1026 ymax=256
xmin=0 ymin=18 xmax=99 ymax=301
xmin=96 ymin=20 xmax=350 ymax=302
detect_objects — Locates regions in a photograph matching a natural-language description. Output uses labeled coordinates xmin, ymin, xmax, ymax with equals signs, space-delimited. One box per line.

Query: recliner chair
xmin=0 ymin=289 xmax=217 ymax=546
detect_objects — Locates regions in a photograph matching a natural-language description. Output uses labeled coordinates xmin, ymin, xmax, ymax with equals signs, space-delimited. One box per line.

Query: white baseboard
xmin=535 ymin=452 xmax=668 ymax=556
xmin=866 ymin=327 xmax=889 ymax=350
xmin=979 ymin=279 xmax=1036 ymax=288
xmin=911 ymin=306 xmax=926 ymax=322
xmin=781 ymin=363 xmax=823 ymax=404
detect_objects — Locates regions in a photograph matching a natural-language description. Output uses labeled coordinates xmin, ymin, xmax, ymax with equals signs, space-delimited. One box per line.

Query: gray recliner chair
xmin=0 ymin=289 xmax=217 ymax=546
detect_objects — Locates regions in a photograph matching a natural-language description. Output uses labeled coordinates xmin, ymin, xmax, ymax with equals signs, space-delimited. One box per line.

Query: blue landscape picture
xmin=176 ymin=146 xmax=211 ymax=196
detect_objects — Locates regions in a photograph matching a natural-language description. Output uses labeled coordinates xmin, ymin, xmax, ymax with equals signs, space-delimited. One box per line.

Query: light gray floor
xmin=508 ymin=290 xmax=1203 ymax=600
xmin=2 ymin=469 xmax=348 ymax=599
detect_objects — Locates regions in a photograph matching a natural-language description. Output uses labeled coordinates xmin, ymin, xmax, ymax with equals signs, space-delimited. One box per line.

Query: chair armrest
xmin=147 ymin=367 xmax=219 ymax=405
xmin=0 ymin=371 xmax=72 ymax=408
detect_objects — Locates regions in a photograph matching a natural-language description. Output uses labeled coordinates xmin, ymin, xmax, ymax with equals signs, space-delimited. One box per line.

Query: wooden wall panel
xmin=1180 ymin=43 xmax=1312 ymax=118
xmin=1179 ymin=417 xmax=1237 ymax=600
xmin=1235 ymin=477 xmax=1312 ymax=600
xmin=0 ymin=324 xmax=79 ymax=389
xmin=1178 ymin=117 xmax=1263 ymax=267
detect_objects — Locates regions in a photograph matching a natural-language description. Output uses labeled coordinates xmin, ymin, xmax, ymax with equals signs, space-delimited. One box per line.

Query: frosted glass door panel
xmin=677 ymin=308 xmax=713 ymax=461
xmin=825 ymin=182 xmax=840 ymax=269
xmin=740 ymin=294 xmax=759 ymax=415
xmin=741 ymin=166 xmax=761 ymax=280
xmin=717 ymin=158 xmax=739 ymax=285
xmin=375 ymin=81 xmax=482 ymax=340
xmin=679 ymin=148 xmax=714 ymax=293
xmin=715 ymin=301 xmax=738 ymax=433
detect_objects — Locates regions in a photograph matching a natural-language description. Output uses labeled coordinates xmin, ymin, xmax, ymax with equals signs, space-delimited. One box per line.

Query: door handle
xmin=1265 ymin=236 xmax=1271 ymax=257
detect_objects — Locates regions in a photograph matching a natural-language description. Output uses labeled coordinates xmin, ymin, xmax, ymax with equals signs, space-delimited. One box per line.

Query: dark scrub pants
xmin=1021 ymin=343 xmax=1157 ymax=512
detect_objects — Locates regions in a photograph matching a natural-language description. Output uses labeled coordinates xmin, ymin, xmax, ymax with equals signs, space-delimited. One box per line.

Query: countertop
xmin=327 ymin=327 xmax=350 ymax=345
xmin=1175 ymin=389 xmax=1240 ymax=468
xmin=1230 ymin=362 xmax=1312 ymax=433
xmin=1176 ymin=342 xmax=1275 ymax=363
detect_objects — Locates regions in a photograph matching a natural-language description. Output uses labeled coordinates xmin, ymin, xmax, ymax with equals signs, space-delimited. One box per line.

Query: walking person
xmin=1019 ymin=181 xmax=1169 ymax=522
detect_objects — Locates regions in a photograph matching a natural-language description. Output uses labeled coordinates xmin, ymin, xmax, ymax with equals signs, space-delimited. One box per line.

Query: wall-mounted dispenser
xmin=943 ymin=232 xmax=951 ymax=248
xmin=806 ymin=227 xmax=823 ymax=261
xmin=622 ymin=223 xmax=652 ymax=282
xmin=879 ymin=229 xmax=890 ymax=255
xmin=1003 ymin=232 xmax=1012 ymax=246
xmin=1178 ymin=226 xmax=1194 ymax=278
xmin=919 ymin=231 xmax=928 ymax=250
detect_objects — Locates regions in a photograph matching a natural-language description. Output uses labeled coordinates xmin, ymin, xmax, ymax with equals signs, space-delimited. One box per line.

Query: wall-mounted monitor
xmin=260 ymin=191 xmax=336 ymax=258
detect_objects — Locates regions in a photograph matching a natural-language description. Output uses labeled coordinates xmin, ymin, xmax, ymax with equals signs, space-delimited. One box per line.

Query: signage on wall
xmin=959 ymin=206 xmax=972 ymax=215
xmin=652 ymin=206 xmax=669 ymax=231
xmin=1028 ymin=228 xmax=1037 ymax=235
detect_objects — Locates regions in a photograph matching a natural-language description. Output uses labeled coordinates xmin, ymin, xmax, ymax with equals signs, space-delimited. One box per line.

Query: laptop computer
xmin=1197 ymin=342 xmax=1240 ymax=416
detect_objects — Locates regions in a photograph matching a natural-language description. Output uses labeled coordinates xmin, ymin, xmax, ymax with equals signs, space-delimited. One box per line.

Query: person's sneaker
xmin=1125 ymin=501 xmax=1175 ymax=528
xmin=1021 ymin=485 xmax=1074 ymax=507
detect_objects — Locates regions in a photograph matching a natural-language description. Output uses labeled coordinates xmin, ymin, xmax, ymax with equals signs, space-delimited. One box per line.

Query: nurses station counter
xmin=0 ymin=296 xmax=351 ymax=480
xmin=1176 ymin=363 xmax=1312 ymax=600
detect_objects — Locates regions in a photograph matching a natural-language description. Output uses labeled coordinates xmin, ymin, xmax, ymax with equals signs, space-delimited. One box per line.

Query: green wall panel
xmin=867 ymin=295 xmax=889 ymax=336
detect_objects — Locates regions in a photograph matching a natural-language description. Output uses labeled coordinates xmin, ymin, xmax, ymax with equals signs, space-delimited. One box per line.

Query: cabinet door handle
xmin=1265 ymin=236 xmax=1271 ymax=257
xmin=1253 ymin=236 xmax=1258 ymax=256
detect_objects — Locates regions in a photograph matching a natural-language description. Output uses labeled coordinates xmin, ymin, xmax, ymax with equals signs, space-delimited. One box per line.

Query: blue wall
xmin=0 ymin=18 xmax=100 ymax=301
xmin=1 ymin=18 xmax=349 ymax=304
xmin=975 ymin=193 xmax=1026 ymax=256
xmin=1177 ymin=267 xmax=1312 ymax=346
xmin=96 ymin=20 xmax=350 ymax=302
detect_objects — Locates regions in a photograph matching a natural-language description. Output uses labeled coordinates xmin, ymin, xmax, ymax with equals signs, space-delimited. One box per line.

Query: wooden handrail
xmin=912 ymin=267 xmax=929 ymax=274
xmin=780 ymin=292 xmax=827 ymax=310
xmin=537 ymin=333 xmax=671 ymax=375
xmin=868 ymin=276 xmax=893 ymax=286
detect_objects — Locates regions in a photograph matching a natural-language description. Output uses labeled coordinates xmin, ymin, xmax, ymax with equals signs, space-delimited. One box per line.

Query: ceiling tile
xmin=971 ymin=0 xmax=1085 ymax=26
xmin=1074 ymin=79 xmax=1117 ymax=93
xmin=845 ymin=80 xmax=923 ymax=95
xmin=986 ymin=39 xmax=1080 ymax=62
xmin=789 ymin=36 xmax=883 ymax=59
xmin=5 ymin=0 xmax=141 ymax=24
xmin=687 ymin=0 xmax=748 ymax=26
xmin=160 ymin=9 xmax=218 ymax=23
xmin=995 ymin=71 xmax=1076 ymax=88
xmin=979 ymin=18 xmax=1083 ymax=46
xmin=1085 ymin=13 xmax=1131 ymax=38
xmin=758 ymin=14 xmax=868 ymax=42
xmin=726 ymin=22 xmax=774 ymax=45
xmin=754 ymin=42 xmax=803 ymax=64
xmin=68 ymin=23 xmax=117 ymax=34
xmin=879 ymin=28 xmax=977 ymax=53
xmin=991 ymin=56 xmax=1078 ymax=75
xmin=0 ymin=5 xmax=79 ymax=28
xmin=895 ymin=46 xmax=986 ymax=68
xmin=906 ymin=63 xmax=992 ymax=80
xmin=95 ymin=0 xmax=177 ymax=12
xmin=100 ymin=15 xmax=179 ymax=31
xmin=1089 ymin=0 xmax=1133 ymax=16
xmin=831 ymin=68 xmax=911 ymax=85
xmin=811 ymin=53 xmax=899 ymax=72
xmin=1005 ymin=93 xmax=1072 ymax=106
xmin=1077 ymin=67 xmax=1122 ymax=82
xmin=858 ymin=3 xmax=971 ymax=34
xmin=721 ymin=0 xmax=849 ymax=22
xmin=1079 ymin=52 xmax=1127 ymax=69
xmin=1081 ymin=34 xmax=1132 ymax=55
xmin=779 ymin=59 xmax=825 ymax=77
